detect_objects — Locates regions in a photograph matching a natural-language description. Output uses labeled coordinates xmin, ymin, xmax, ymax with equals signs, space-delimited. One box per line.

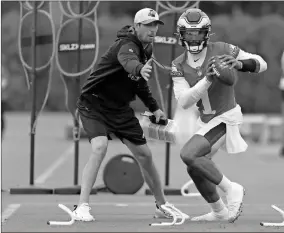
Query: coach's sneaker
xmin=226 ymin=182 xmax=245 ymax=223
xmin=72 ymin=203 xmax=95 ymax=222
xmin=191 ymin=208 xmax=229 ymax=221
xmin=154 ymin=202 xmax=190 ymax=220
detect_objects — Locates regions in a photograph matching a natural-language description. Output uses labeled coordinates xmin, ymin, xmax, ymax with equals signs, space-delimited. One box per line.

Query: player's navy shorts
xmin=77 ymin=93 xmax=146 ymax=145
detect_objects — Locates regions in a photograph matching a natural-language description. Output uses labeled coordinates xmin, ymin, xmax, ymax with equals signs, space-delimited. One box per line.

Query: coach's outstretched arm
xmin=117 ymin=41 xmax=145 ymax=77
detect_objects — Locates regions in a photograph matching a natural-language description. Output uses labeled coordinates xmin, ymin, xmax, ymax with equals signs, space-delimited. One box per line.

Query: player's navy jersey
xmin=171 ymin=42 xmax=240 ymax=123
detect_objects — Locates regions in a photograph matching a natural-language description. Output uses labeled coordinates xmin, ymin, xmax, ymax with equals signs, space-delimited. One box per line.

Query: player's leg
xmin=180 ymin=122 xmax=245 ymax=222
xmin=281 ymin=89 xmax=284 ymax=157
xmin=72 ymin=103 xmax=109 ymax=222
xmin=187 ymin=135 xmax=229 ymax=221
xmin=187 ymin=135 xmax=224 ymax=202
xmin=1 ymin=100 xmax=6 ymax=139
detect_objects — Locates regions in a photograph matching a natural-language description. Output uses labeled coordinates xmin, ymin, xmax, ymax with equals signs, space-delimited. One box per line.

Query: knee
xmin=134 ymin=148 xmax=153 ymax=168
xmin=90 ymin=136 xmax=108 ymax=156
xmin=180 ymin=142 xmax=211 ymax=167
xmin=180 ymin=147 xmax=196 ymax=167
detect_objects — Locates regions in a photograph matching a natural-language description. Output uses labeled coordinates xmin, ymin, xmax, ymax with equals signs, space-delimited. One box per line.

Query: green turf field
xmin=1 ymin=112 xmax=284 ymax=232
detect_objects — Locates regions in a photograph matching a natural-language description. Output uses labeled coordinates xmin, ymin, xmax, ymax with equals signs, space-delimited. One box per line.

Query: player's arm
xmin=117 ymin=42 xmax=144 ymax=77
xmin=172 ymin=62 xmax=212 ymax=109
xmin=221 ymin=43 xmax=267 ymax=73
xmin=173 ymin=77 xmax=212 ymax=109
xmin=136 ymin=79 xmax=159 ymax=112
xmin=236 ymin=49 xmax=267 ymax=73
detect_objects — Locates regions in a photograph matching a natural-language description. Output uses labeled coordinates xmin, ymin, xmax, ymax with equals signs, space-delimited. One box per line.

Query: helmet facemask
xmin=179 ymin=27 xmax=210 ymax=54
xmin=176 ymin=9 xmax=211 ymax=54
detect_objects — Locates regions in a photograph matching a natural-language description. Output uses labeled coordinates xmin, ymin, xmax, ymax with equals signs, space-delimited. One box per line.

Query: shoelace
xmin=160 ymin=203 xmax=184 ymax=218
xmin=228 ymin=202 xmax=240 ymax=213
xmin=157 ymin=204 xmax=172 ymax=218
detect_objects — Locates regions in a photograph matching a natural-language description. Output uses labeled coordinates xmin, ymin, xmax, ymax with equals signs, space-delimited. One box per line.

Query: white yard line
xmin=35 ymin=145 xmax=74 ymax=184
xmin=1 ymin=204 xmax=21 ymax=225
xmin=16 ymin=202 xmax=284 ymax=207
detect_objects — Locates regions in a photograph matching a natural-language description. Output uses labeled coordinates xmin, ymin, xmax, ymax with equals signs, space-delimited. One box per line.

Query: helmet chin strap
xmin=184 ymin=41 xmax=205 ymax=54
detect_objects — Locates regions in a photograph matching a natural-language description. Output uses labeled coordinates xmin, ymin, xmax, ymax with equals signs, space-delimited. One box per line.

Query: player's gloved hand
xmin=140 ymin=58 xmax=153 ymax=81
xmin=152 ymin=109 xmax=167 ymax=123
xmin=217 ymin=54 xmax=242 ymax=70
xmin=205 ymin=56 xmax=217 ymax=82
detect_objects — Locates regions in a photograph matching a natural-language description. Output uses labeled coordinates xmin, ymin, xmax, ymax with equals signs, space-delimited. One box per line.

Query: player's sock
xmin=217 ymin=175 xmax=232 ymax=193
xmin=209 ymin=198 xmax=226 ymax=213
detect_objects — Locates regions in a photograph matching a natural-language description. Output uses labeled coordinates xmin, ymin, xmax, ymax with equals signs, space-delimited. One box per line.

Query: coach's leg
xmin=79 ymin=136 xmax=108 ymax=205
xmin=72 ymin=135 xmax=108 ymax=222
xmin=123 ymin=139 xmax=166 ymax=206
xmin=73 ymin=104 xmax=109 ymax=221
xmin=124 ymin=139 xmax=189 ymax=219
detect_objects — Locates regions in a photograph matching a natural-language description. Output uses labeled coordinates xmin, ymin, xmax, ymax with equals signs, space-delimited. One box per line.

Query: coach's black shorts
xmin=77 ymin=94 xmax=146 ymax=145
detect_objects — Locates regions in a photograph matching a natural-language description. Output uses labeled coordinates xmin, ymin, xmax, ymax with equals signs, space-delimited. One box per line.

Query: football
xmin=211 ymin=56 xmax=237 ymax=86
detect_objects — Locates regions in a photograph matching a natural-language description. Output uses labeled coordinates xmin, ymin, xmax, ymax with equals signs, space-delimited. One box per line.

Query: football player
xmin=171 ymin=8 xmax=267 ymax=222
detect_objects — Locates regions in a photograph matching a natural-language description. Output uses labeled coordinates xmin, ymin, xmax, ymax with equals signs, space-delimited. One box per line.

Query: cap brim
xmin=141 ymin=19 xmax=164 ymax=25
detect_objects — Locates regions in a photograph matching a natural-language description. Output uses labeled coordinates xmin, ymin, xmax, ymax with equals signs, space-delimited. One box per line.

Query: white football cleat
xmin=226 ymin=182 xmax=245 ymax=223
xmin=72 ymin=203 xmax=95 ymax=222
xmin=191 ymin=208 xmax=229 ymax=222
xmin=154 ymin=202 xmax=190 ymax=220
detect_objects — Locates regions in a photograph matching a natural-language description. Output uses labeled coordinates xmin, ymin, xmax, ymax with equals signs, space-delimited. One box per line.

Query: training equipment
xmin=180 ymin=179 xmax=201 ymax=197
xmin=211 ymin=56 xmax=237 ymax=86
xmin=150 ymin=203 xmax=186 ymax=226
xmin=140 ymin=112 xmax=178 ymax=144
xmin=47 ymin=204 xmax=74 ymax=226
xmin=260 ymin=205 xmax=284 ymax=227
xmin=103 ymin=154 xmax=144 ymax=194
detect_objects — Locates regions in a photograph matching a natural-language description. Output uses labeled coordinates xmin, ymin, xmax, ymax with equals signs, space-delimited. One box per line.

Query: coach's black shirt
xmin=80 ymin=25 xmax=159 ymax=112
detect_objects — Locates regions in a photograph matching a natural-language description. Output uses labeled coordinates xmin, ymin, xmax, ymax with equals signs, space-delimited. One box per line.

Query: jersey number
xmin=201 ymin=91 xmax=216 ymax=115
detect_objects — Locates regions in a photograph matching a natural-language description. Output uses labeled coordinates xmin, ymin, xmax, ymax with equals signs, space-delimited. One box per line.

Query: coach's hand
xmin=140 ymin=58 xmax=153 ymax=81
xmin=153 ymin=109 xmax=167 ymax=123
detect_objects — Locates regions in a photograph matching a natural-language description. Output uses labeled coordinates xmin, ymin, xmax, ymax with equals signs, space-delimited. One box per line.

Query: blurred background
xmin=1 ymin=1 xmax=284 ymax=113
xmin=2 ymin=1 xmax=284 ymax=147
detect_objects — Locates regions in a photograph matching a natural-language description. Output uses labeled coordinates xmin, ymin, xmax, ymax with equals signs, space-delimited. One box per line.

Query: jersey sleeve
xmin=236 ymin=48 xmax=267 ymax=73
xmin=171 ymin=61 xmax=189 ymax=100
xmin=117 ymin=42 xmax=144 ymax=77
xmin=224 ymin=43 xmax=240 ymax=58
